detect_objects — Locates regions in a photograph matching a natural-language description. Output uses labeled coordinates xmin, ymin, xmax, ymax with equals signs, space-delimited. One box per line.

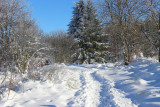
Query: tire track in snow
xmin=67 ymin=68 xmax=101 ymax=107
xmin=92 ymin=71 xmax=138 ymax=107
xmin=67 ymin=73 xmax=87 ymax=107
xmin=91 ymin=72 xmax=116 ymax=107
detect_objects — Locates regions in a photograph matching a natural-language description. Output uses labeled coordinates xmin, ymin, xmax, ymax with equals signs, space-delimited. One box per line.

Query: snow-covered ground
xmin=0 ymin=57 xmax=160 ymax=107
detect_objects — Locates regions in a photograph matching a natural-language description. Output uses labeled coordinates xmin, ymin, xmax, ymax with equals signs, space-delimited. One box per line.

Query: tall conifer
xmin=69 ymin=0 xmax=109 ymax=64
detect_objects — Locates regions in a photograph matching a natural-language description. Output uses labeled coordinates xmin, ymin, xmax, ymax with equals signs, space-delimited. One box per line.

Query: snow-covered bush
xmin=0 ymin=69 xmax=24 ymax=99
xmin=40 ymin=64 xmax=80 ymax=89
xmin=41 ymin=64 xmax=66 ymax=84
xmin=65 ymin=76 xmax=80 ymax=89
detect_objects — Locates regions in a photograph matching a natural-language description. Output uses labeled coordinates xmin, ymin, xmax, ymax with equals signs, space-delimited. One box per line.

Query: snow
xmin=0 ymin=57 xmax=160 ymax=107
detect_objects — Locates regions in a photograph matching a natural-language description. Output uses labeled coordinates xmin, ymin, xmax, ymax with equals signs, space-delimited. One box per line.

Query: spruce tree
xmin=81 ymin=0 xmax=109 ymax=64
xmin=68 ymin=0 xmax=85 ymax=64
xmin=69 ymin=0 xmax=109 ymax=64
xmin=68 ymin=0 xmax=85 ymax=38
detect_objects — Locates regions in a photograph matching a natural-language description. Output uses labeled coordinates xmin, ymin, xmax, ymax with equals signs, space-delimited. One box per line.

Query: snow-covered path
xmin=66 ymin=65 xmax=137 ymax=107
xmin=0 ymin=58 xmax=160 ymax=107
xmin=92 ymin=72 xmax=137 ymax=107
xmin=67 ymin=67 xmax=101 ymax=107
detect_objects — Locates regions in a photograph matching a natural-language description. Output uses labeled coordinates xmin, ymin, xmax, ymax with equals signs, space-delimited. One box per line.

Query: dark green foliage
xmin=69 ymin=0 xmax=109 ymax=64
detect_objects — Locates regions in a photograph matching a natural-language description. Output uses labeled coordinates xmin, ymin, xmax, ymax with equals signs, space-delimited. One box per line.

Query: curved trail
xmin=67 ymin=65 xmax=137 ymax=107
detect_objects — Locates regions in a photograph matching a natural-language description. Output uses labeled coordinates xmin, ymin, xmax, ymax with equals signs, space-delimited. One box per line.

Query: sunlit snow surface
xmin=0 ymin=57 xmax=160 ymax=107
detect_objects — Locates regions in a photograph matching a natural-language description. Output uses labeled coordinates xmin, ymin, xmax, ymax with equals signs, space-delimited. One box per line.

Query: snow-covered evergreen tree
xmin=80 ymin=0 xmax=109 ymax=64
xmin=68 ymin=0 xmax=85 ymax=38
xmin=69 ymin=0 xmax=109 ymax=64
xmin=68 ymin=0 xmax=85 ymax=63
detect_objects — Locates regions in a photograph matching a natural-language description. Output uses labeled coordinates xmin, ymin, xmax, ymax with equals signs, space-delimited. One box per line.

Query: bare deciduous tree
xmin=98 ymin=0 xmax=152 ymax=64
xmin=0 ymin=0 xmax=47 ymax=72
xmin=46 ymin=31 xmax=74 ymax=64
xmin=142 ymin=0 xmax=160 ymax=62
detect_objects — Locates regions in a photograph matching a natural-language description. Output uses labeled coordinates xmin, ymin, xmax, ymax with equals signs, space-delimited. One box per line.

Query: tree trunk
xmin=122 ymin=30 xmax=129 ymax=65
xmin=158 ymin=46 xmax=160 ymax=62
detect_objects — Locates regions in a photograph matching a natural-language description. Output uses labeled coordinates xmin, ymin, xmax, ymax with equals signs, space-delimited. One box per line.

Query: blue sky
xmin=28 ymin=0 xmax=79 ymax=33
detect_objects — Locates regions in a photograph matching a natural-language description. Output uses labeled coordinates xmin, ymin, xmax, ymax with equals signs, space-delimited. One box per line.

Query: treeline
xmin=66 ymin=0 xmax=160 ymax=65
xmin=48 ymin=0 xmax=160 ymax=65
xmin=0 ymin=0 xmax=160 ymax=73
